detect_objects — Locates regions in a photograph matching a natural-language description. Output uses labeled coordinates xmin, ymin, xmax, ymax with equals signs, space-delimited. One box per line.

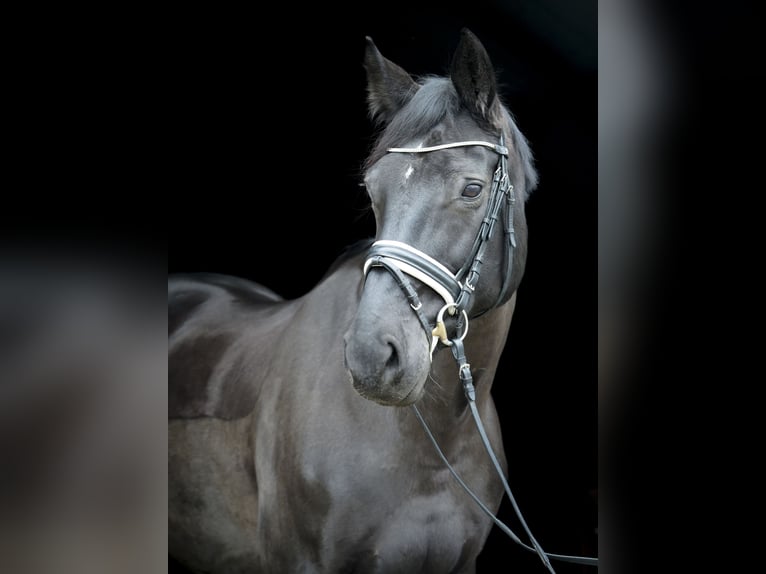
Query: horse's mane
xmin=364 ymin=76 xmax=538 ymax=196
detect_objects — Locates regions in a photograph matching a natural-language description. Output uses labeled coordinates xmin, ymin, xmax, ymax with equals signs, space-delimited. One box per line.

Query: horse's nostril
xmin=385 ymin=341 xmax=399 ymax=371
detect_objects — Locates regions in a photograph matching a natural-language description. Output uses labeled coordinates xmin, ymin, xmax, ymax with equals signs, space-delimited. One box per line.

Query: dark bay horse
xmin=169 ymin=30 xmax=541 ymax=573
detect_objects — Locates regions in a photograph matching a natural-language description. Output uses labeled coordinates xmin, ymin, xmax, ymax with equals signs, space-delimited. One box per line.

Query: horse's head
xmin=344 ymin=29 xmax=538 ymax=406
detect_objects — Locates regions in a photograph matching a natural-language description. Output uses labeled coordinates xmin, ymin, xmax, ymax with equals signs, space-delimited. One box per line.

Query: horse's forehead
xmin=365 ymin=115 xmax=497 ymax=185
xmin=368 ymin=144 xmax=446 ymax=182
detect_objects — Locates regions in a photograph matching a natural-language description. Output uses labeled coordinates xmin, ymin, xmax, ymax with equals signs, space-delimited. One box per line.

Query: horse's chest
xmin=315 ymin=477 xmax=487 ymax=573
xmin=270 ymin=412 xmax=500 ymax=572
xmin=365 ymin=498 xmax=479 ymax=571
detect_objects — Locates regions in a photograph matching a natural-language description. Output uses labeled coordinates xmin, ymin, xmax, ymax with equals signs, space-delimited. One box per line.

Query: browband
xmin=388 ymin=141 xmax=508 ymax=156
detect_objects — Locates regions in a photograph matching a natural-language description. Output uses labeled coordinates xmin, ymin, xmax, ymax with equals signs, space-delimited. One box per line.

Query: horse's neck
xmin=409 ymin=293 xmax=517 ymax=439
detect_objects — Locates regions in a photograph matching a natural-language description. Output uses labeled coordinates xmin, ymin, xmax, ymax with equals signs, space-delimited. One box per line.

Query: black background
xmin=169 ymin=1 xmax=596 ymax=572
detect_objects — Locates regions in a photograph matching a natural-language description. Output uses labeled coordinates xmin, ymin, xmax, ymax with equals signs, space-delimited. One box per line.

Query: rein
xmin=362 ymin=134 xmax=598 ymax=571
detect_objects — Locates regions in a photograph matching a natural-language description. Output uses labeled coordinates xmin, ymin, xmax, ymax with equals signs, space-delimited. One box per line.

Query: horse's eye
xmin=462 ymin=183 xmax=483 ymax=198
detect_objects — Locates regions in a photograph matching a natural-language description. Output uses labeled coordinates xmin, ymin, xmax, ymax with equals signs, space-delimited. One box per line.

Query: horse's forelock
xmin=365 ymin=77 xmax=458 ymax=169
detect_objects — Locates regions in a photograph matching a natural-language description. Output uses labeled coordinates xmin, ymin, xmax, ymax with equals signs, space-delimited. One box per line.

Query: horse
xmin=169 ymin=29 xmax=541 ymax=573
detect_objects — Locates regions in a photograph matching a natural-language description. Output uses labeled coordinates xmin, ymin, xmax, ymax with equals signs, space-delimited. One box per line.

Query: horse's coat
xmin=169 ymin=29 xmax=537 ymax=573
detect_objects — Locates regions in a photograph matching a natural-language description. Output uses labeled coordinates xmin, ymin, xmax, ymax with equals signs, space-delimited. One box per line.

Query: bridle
xmin=362 ymin=134 xmax=598 ymax=572
xmin=364 ymin=135 xmax=516 ymax=357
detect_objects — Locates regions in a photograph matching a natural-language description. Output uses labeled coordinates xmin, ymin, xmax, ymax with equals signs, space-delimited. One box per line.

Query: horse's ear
xmin=364 ymin=36 xmax=419 ymax=124
xmin=450 ymin=28 xmax=502 ymax=126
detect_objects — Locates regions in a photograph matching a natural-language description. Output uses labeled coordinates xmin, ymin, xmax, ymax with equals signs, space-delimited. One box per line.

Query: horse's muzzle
xmin=343 ymin=316 xmax=429 ymax=406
